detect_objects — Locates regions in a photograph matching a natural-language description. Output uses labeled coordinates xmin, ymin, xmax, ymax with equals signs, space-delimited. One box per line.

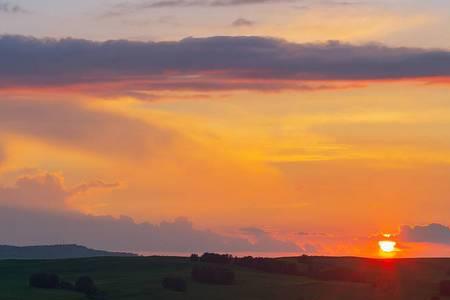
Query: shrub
xmin=200 ymin=253 xmax=233 ymax=264
xmin=192 ymin=265 xmax=235 ymax=285
xmin=162 ymin=276 xmax=187 ymax=292
xmin=75 ymin=276 xmax=97 ymax=295
xmin=235 ymin=256 xmax=300 ymax=276
xmin=440 ymin=280 xmax=450 ymax=296
xmin=29 ymin=273 xmax=60 ymax=289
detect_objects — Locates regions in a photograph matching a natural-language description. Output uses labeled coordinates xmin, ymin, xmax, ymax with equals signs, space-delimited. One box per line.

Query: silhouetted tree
xmin=190 ymin=254 xmax=199 ymax=262
xmin=162 ymin=276 xmax=187 ymax=292
xmin=29 ymin=273 xmax=60 ymax=289
xmin=200 ymin=253 xmax=233 ymax=264
xmin=75 ymin=276 xmax=97 ymax=295
xmin=235 ymin=256 xmax=301 ymax=276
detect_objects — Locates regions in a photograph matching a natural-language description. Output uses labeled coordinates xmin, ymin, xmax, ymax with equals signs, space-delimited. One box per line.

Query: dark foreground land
xmin=0 ymin=255 xmax=449 ymax=300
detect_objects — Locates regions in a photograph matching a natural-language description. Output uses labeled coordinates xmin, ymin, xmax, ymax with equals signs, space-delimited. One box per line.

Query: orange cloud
xmin=0 ymin=172 xmax=118 ymax=211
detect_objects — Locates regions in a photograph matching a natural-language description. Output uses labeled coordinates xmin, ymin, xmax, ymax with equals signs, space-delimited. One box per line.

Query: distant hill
xmin=0 ymin=244 xmax=137 ymax=259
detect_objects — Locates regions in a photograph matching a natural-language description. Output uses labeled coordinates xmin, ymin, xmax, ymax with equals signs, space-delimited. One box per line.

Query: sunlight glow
xmin=378 ymin=240 xmax=397 ymax=253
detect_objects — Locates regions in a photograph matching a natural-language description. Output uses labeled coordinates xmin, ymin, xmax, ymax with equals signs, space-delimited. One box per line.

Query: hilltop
xmin=0 ymin=244 xmax=136 ymax=260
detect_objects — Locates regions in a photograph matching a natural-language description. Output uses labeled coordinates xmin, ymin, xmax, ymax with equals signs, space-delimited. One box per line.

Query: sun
xmin=378 ymin=240 xmax=397 ymax=253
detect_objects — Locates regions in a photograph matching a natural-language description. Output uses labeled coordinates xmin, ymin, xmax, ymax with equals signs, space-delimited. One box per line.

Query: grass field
xmin=0 ymin=256 xmax=449 ymax=300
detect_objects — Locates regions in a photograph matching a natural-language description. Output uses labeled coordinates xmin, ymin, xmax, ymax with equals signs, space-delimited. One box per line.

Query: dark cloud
xmin=1 ymin=35 xmax=449 ymax=93
xmin=0 ymin=1 xmax=26 ymax=14
xmin=0 ymin=172 xmax=119 ymax=211
xmin=0 ymin=206 xmax=301 ymax=253
xmin=0 ymin=98 xmax=174 ymax=157
xmin=232 ymin=18 xmax=254 ymax=27
xmin=398 ymin=224 xmax=450 ymax=245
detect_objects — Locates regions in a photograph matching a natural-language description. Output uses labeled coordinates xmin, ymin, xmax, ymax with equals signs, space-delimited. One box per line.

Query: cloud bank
xmin=0 ymin=207 xmax=300 ymax=252
xmin=1 ymin=35 xmax=450 ymax=94
xmin=0 ymin=172 xmax=300 ymax=253
xmin=399 ymin=224 xmax=450 ymax=245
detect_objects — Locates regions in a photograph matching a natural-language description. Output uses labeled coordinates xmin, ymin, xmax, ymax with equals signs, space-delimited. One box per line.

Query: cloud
xmin=0 ymin=206 xmax=300 ymax=253
xmin=0 ymin=1 xmax=26 ymax=14
xmin=0 ymin=98 xmax=175 ymax=158
xmin=104 ymin=0 xmax=361 ymax=16
xmin=240 ymin=227 xmax=300 ymax=252
xmin=0 ymin=144 xmax=5 ymax=166
xmin=398 ymin=224 xmax=450 ymax=245
xmin=113 ymin=0 xmax=297 ymax=10
xmin=0 ymin=172 xmax=119 ymax=211
xmin=232 ymin=18 xmax=254 ymax=27
xmin=1 ymin=35 xmax=449 ymax=94
xmin=104 ymin=0 xmax=299 ymax=16
xmin=241 ymin=227 xmax=267 ymax=237
xmin=211 ymin=0 xmax=297 ymax=7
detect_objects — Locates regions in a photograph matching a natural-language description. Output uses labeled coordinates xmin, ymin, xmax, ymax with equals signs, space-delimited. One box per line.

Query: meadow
xmin=0 ymin=256 xmax=449 ymax=300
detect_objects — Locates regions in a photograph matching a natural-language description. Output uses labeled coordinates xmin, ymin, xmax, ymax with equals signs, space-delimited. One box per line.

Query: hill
xmin=0 ymin=244 xmax=136 ymax=259
xmin=0 ymin=255 xmax=449 ymax=300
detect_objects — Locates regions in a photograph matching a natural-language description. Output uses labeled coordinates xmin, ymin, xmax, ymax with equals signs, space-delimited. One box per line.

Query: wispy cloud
xmin=0 ymin=98 xmax=175 ymax=157
xmin=232 ymin=18 xmax=254 ymax=27
xmin=104 ymin=0 xmax=364 ymax=16
xmin=0 ymin=1 xmax=26 ymax=14
xmin=104 ymin=0 xmax=300 ymax=16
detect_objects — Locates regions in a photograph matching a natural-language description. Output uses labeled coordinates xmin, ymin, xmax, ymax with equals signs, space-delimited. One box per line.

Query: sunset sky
xmin=0 ymin=0 xmax=449 ymax=257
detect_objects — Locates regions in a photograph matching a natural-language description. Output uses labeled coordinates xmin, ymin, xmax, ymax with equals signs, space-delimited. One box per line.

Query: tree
xmin=190 ymin=254 xmax=199 ymax=262
xmin=75 ymin=276 xmax=97 ymax=295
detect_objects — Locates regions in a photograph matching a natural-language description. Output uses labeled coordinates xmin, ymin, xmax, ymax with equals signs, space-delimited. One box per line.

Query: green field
xmin=0 ymin=256 xmax=449 ymax=300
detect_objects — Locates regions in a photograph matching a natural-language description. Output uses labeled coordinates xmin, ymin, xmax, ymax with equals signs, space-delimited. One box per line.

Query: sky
xmin=0 ymin=0 xmax=449 ymax=257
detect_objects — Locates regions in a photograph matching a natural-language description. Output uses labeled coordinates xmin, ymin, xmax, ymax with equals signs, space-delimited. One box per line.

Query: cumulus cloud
xmin=232 ymin=18 xmax=254 ymax=27
xmin=1 ymin=35 xmax=449 ymax=94
xmin=0 ymin=206 xmax=301 ymax=253
xmin=398 ymin=224 xmax=450 ymax=245
xmin=0 ymin=170 xmax=300 ymax=253
xmin=0 ymin=172 xmax=119 ymax=211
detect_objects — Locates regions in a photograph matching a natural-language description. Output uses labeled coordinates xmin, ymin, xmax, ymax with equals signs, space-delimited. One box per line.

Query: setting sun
xmin=378 ymin=240 xmax=397 ymax=253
